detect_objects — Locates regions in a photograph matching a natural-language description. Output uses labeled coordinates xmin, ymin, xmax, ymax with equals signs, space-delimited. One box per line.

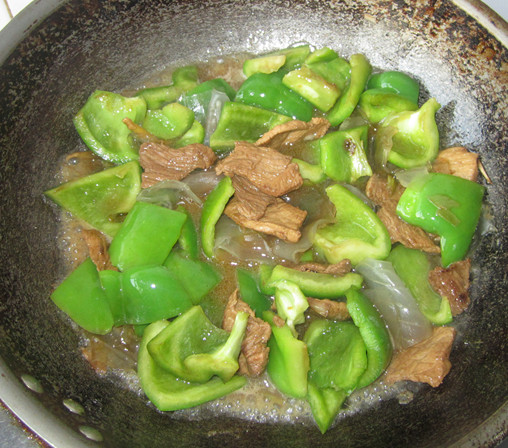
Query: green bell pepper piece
xmin=264 ymin=45 xmax=311 ymax=72
xmin=186 ymin=78 xmax=236 ymax=101
xmin=282 ymin=66 xmax=340 ymax=112
xmin=51 ymin=258 xmax=114 ymax=335
xmin=319 ymin=125 xmax=372 ymax=183
xmin=147 ymin=306 xmax=247 ymax=383
xmin=243 ymin=54 xmax=286 ymax=77
xmin=266 ymin=264 xmax=363 ymax=298
xmin=201 ymin=176 xmax=235 ymax=258
xmin=258 ymin=264 xmax=275 ymax=295
xmin=73 ymin=90 xmax=147 ymax=163
xmin=235 ymin=72 xmax=314 ymax=121
xmin=313 ymin=184 xmax=391 ymax=265
xmin=138 ymin=319 xmax=246 ymax=412
xmin=396 ymin=173 xmax=484 ymax=267
xmin=120 ymin=265 xmax=193 ymax=324
xmin=293 ymin=158 xmax=326 ymax=184
xmin=163 ymin=250 xmax=222 ymax=305
xmin=264 ymin=311 xmax=309 ymax=398
xmin=327 ymin=54 xmax=371 ymax=126
xmin=305 ymin=47 xmax=351 ymax=92
xmin=171 ymin=65 xmax=199 ymax=90
xmin=346 ymin=289 xmax=393 ymax=388
xmin=109 ymin=201 xmax=187 ymax=271
xmin=236 ymin=268 xmax=272 ymax=318
xmin=387 ymin=245 xmax=453 ymax=324
xmin=44 ymin=161 xmax=141 ymax=238
xmin=307 ymin=382 xmax=347 ymax=434
xmin=98 ymin=269 xmax=124 ymax=326
xmin=304 ymin=320 xmax=367 ymax=393
xmin=377 ymin=98 xmax=441 ymax=168
xmin=209 ymin=102 xmax=291 ymax=153
xmin=176 ymin=205 xmax=199 ymax=259
xmin=142 ymin=103 xmax=194 ymax=140
xmin=359 ymin=88 xmax=418 ymax=123
xmin=273 ymin=280 xmax=309 ymax=336
xmin=171 ymin=119 xmax=205 ymax=148
xmin=367 ymin=70 xmax=420 ymax=104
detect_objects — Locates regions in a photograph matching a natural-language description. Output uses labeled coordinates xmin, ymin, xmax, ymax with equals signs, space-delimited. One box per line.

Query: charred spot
xmin=344 ymin=138 xmax=356 ymax=155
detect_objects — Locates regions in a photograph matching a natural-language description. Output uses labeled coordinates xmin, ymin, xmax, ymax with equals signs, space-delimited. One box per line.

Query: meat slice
xmin=222 ymin=289 xmax=271 ymax=377
xmin=432 ymin=146 xmax=479 ymax=182
xmin=139 ymin=142 xmax=217 ymax=188
xmin=232 ymin=175 xmax=277 ymax=220
xmin=215 ymin=141 xmax=303 ymax=196
xmin=255 ymin=117 xmax=331 ymax=149
xmin=295 ymin=259 xmax=352 ymax=276
xmin=225 ymin=197 xmax=307 ymax=243
xmin=385 ymin=326 xmax=456 ymax=387
xmin=366 ymin=174 xmax=440 ymax=254
xmin=428 ymin=259 xmax=471 ymax=316
xmin=81 ymin=229 xmax=117 ymax=271
xmin=307 ymin=297 xmax=350 ymax=320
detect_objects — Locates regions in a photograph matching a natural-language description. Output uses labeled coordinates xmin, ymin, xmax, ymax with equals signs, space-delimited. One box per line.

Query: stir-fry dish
xmin=45 ymin=45 xmax=486 ymax=433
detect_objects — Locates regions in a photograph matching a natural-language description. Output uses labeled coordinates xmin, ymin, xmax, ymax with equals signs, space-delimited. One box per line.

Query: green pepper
xmin=45 ymin=161 xmax=141 ymax=237
xmin=266 ymin=264 xmax=363 ymax=299
xmin=312 ymin=184 xmax=391 ymax=265
xmin=163 ymin=250 xmax=221 ymax=305
xmin=319 ymin=125 xmax=372 ymax=183
xmin=138 ymin=319 xmax=246 ymax=412
xmin=272 ymin=280 xmax=309 ymax=336
xmin=346 ymin=289 xmax=392 ymax=388
xmin=243 ymin=54 xmax=286 ymax=77
xmin=293 ymin=158 xmax=327 ymax=184
xmin=307 ymin=382 xmax=347 ymax=434
xmin=186 ymin=78 xmax=236 ymax=101
xmin=147 ymin=306 xmax=247 ymax=383
xmin=171 ymin=119 xmax=205 ymax=148
xmin=200 ymin=176 xmax=235 ymax=258
xmin=209 ymin=102 xmax=291 ymax=153
xmin=236 ymin=268 xmax=272 ymax=318
xmin=367 ymin=70 xmax=420 ymax=104
xmin=304 ymin=320 xmax=367 ymax=393
xmin=359 ymin=88 xmax=418 ymax=123
xmin=172 ymin=65 xmax=200 ymax=90
xmin=51 ymin=258 xmax=114 ymax=334
xmin=235 ymin=72 xmax=314 ymax=121
xmin=327 ymin=54 xmax=371 ymax=126
xmin=387 ymin=245 xmax=453 ymax=324
xmin=396 ymin=173 xmax=484 ymax=267
xmin=142 ymin=103 xmax=194 ymax=140
xmin=304 ymin=47 xmax=351 ymax=92
xmin=109 ymin=201 xmax=187 ymax=271
xmin=263 ymin=311 xmax=309 ymax=398
xmin=120 ymin=265 xmax=193 ymax=324
xmin=262 ymin=45 xmax=311 ymax=73
xmin=176 ymin=205 xmax=199 ymax=259
xmin=73 ymin=90 xmax=147 ymax=163
xmin=98 ymin=269 xmax=124 ymax=326
xmin=376 ymin=98 xmax=441 ymax=168
xmin=282 ymin=66 xmax=340 ymax=112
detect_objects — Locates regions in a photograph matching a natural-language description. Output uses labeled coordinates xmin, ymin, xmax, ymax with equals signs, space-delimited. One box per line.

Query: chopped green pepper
xmin=264 ymin=311 xmax=309 ymax=398
xmin=272 ymin=280 xmax=309 ymax=336
xmin=243 ymin=54 xmax=286 ymax=77
xmin=142 ymin=102 xmax=194 ymax=140
xmin=304 ymin=47 xmax=351 ymax=92
xmin=73 ymin=90 xmax=147 ymax=163
xmin=313 ymin=184 xmax=391 ymax=265
xmin=51 ymin=258 xmax=114 ymax=335
xmin=98 ymin=269 xmax=124 ymax=326
xmin=264 ymin=45 xmax=311 ymax=72
xmin=307 ymin=382 xmax=347 ymax=434
xmin=293 ymin=158 xmax=327 ymax=184
xmin=171 ymin=119 xmax=205 ymax=148
xmin=171 ymin=65 xmax=199 ymax=91
xmin=359 ymin=88 xmax=418 ymax=123
xmin=396 ymin=173 xmax=484 ymax=266
xmin=235 ymin=72 xmax=314 ymax=121
xmin=282 ymin=66 xmax=340 ymax=112
xmin=377 ymin=98 xmax=441 ymax=168
xmin=138 ymin=319 xmax=246 ymax=412
xmin=147 ymin=306 xmax=247 ymax=383
xmin=327 ymin=54 xmax=371 ymax=126
xmin=176 ymin=205 xmax=199 ymax=259
xmin=319 ymin=125 xmax=372 ymax=183
xmin=201 ymin=176 xmax=235 ymax=258
xmin=109 ymin=201 xmax=186 ymax=271
xmin=367 ymin=70 xmax=420 ymax=104
xmin=236 ymin=268 xmax=272 ymax=318
xmin=186 ymin=78 xmax=236 ymax=101
xmin=346 ymin=288 xmax=392 ymax=388
xmin=45 ymin=161 xmax=141 ymax=237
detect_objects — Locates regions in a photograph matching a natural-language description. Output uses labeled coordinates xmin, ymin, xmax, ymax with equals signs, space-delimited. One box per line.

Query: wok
xmin=0 ymin=0 xmax=506 ymax=446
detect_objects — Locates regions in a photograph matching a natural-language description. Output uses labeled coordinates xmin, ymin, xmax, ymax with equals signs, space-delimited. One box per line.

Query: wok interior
xmin=0 ymin=0 xmax=506 ymax=446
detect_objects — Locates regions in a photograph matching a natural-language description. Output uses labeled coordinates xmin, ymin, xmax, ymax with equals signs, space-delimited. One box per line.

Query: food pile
xmin=45 ymin=45 xmax=485 ymax=433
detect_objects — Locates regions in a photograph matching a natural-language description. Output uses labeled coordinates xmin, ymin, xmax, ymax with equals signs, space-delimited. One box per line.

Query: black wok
xmin=0 ymin=0 xmax=507 ymax=446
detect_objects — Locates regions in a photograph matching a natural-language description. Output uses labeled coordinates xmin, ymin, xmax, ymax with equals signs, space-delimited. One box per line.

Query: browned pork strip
xmin=307 ymin=297 xmax=350 ymax=320
xmin=215 ymin=141 xmax=303 ymax=196
xmin=81 ymin=229 xmax=117 ymax=271
xmin=225 ymin=197 xmax=307 ymax=243
xmin=385 ymin=326 xmax=456 ymax=387
xmin=222 ymin=289 xmax=271 ymax=377
xmin=255 ymin=117 xmax=331 ymax=149
xmin=428 ymin=259 xmax=471 ymax=316
xmin=139 ymin=142 xmax=217 ymax=188
xmin=432 ymin=146 xmax=479 ymax=182
xmin=365 ymin=173 xmax=404 ymax=206
xmin=231 ymin=175 xmax=277 ymax=220
xmin=295 ymin=259 xmax=352 ymax=276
